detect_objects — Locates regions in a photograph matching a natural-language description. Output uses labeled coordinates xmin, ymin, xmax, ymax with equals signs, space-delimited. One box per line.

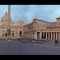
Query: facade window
xmin=12 ymin=31 xmax=14 ymax=32
xmin=19 ymin=31 xmax=22 ymax=36
xmin=12 ymin=33 xmax=14 ymax=37
xmin=12 ymin=31 xmax=14 ymax=37
xmin=59 ymin=23 xmax=60 ymax=25
xmin=7 ymin=29 xmax=11 ymax=35
xmin=2 ymin=31 xmax=4 ymax=37
xmin=47 ymin=27 xmax=55 ymax=29
xmin=5 ymin=33 xmax=7 ymax=37
xmin=2 ymin=34 xmax=4 ymax=37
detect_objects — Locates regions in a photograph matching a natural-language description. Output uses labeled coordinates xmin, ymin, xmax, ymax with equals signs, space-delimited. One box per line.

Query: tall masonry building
xmin=0 ymin=5 xmax=60 ymax=40
xmin=24 ymin=17 xmax=60 ymax=40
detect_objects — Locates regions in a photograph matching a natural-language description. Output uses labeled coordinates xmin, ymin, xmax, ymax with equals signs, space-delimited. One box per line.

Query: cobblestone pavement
xmin=0 ymin=39 xmax=60 ymax=55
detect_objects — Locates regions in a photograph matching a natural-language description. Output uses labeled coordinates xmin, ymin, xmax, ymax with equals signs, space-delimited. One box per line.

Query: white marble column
xmin=57 ymin=32 xmax=58 ymax=40
xmin=56 ymin=32 xmax=57 ymax=40
xmin=47 ymin=32 xmax=49 ymax=39
xmin=42 ymin=32 xmax=44 ymax=40
xmin=53 ymin=32 xmax=54 ymax=40
xmin=54 ymin=32 xmax=55 ymax=40
xmin=51 ymin=32 xmax=52 ymax=40
xmin=48 ymin=32 xmax=50 ymax=40
xmin=59 ymin=32 xmax=60 ymax=40
xmin=49 ymin=32 xmax=51 ymax=40
xmin=57 ymin=32 xmax=59 ymax=39
xmin=52 ymin=32 xmax=53 ymax=40
xmin=46 ymin=32 xmax=47 ymax=40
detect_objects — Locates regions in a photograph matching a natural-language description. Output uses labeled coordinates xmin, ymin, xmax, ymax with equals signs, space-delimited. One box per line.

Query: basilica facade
xmin=0 ymin=5 xmax=24 ymax=39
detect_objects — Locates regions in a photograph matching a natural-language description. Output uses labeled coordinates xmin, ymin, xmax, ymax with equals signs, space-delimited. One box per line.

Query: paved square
xmin=0 ymin=39 xmax=60 ymax=55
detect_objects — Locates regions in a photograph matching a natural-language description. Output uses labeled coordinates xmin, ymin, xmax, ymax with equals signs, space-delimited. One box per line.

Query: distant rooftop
xmin=33 ymin=19 xmax=51 ymax=23
xmin=56 ymin=17 xmax=60 ymax=19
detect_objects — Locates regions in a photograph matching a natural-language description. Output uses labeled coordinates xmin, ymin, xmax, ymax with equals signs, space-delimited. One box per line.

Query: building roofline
xmin=56 ymin=17 xmax=60 ymax=19
xmin=33 ymin=19 xmax=51 ymax=23
xmin=51 ymin=22 xmax=56 ymax=24
xmin=24 ymin=22 xmax=33 ymax=27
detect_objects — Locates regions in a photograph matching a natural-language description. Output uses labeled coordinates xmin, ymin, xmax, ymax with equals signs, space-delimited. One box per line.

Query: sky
xmin=0 ymin=5 xmax=60 ymax=24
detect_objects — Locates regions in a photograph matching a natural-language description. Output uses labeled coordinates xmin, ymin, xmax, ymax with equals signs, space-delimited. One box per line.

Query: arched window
xmin=19 ymin=31 xmax=22 ymax=36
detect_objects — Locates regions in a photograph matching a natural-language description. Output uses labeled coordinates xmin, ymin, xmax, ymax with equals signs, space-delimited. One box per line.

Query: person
xmin=55 ymin=39 xmax=58 ymax=44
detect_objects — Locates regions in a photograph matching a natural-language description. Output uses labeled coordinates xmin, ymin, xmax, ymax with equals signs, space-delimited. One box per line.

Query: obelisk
xmin=8 ymin=5 xmax=11 ymax=20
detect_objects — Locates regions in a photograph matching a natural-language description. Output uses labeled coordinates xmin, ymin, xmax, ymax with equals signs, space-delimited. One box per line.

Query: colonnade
xmin=37 ymin=32 xmax=60 ymax=40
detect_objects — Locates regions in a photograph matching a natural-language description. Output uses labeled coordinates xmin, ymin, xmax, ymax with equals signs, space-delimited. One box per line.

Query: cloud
xmin=1 ymin=5 xmax=60 ymax=23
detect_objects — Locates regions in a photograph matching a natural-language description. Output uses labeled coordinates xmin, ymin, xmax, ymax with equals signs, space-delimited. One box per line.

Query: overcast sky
xmin=0 ymin=5 xmax=60 ymax=24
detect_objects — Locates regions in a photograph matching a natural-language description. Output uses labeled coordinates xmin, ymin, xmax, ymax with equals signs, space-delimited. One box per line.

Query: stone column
xmin=53 ymin=32 xmax=54 ymax=40
xmin=58 ymin=32 xmax=60 ymax=40
xmin=57 ymin=32 xmax=58 ymax=40
xmin=49 ymin=32 xmax=51 ymax=40
xmin=55 ymin=32 xmax=56 ymax=40
xmin=50 ymin=32 xmax=51 ymax=40
xmin=41 ymin=32 xmax=43 ymax=40
xmin=51 ymin=32 xmax=52 ymax=40
xmin=56 ymin=32 xmax=57 ymax=40
xmin=52 ymin=32 xmax=54 ymax=40
xmin=54 ymin=32 xmax=55 ymax=40
xmin=47 ymin=32 xmax=48 ymax=39
xmin=40 ymin=32 xmax=42 ymax=40
xmin=46 ymin=32 xmax=47 ymax=40
xmin=48 ymin=32 xmax=50 ymax=40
